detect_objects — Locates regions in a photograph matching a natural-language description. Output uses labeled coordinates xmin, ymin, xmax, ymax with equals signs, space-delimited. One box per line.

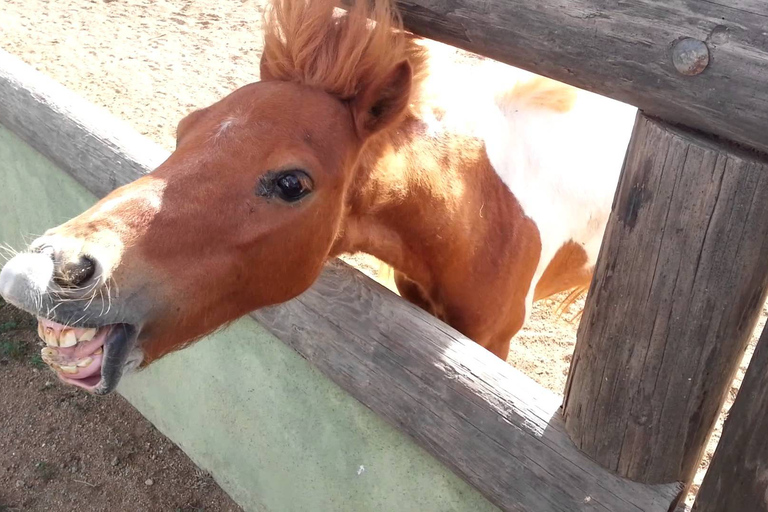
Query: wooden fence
xmin=383 ymin=0 xmax=768 ymax=510
xmin=2 ymin=0 xmax=768 ymax=509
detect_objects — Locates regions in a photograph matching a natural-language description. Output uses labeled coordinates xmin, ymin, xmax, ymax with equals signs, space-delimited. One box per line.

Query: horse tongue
xmin=63 ymin=352 xmax=103 ymax=381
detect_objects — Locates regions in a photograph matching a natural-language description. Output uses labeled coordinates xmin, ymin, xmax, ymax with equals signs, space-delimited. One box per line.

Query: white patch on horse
xmin=481 ymin=80 xmax=636 ymax=318
xmin=99 ymin=187 xmax=163 ymax=214
xmin=415 ymin=47 xmax=636 ymax=324
xmin=214 ymin=116 xmax=240 ymax=140
xmin=420 ymin=108 xmax=444 ymax=138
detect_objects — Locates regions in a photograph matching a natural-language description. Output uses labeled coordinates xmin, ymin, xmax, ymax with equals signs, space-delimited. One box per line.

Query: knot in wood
xmin=671 ymin=38 xmax=710 ymax=76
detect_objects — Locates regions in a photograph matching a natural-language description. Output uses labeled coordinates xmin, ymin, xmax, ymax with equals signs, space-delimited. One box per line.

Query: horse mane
xmin=260 ymin=0 xmax=428 ymax=104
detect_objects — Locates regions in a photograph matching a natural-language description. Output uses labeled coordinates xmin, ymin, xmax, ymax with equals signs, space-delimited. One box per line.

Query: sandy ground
xmin=0 ymin=0 xmax=763 ymax=509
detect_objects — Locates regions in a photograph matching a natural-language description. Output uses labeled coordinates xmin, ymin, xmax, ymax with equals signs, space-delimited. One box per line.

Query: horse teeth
xmin=78 ymin=328 xmax=97 ymax=342
xmin=41 ymin=347 xmax=56 ymax=364
xmin=37 ymin=323 xmax=45 ymax=341
xmin=44 ymin=327 xmax=58 ymax=347
xmin=76 ymin=357 xmax=93 ymax=368
xmin=94 ymin=347 xmax=103 ymax=355
xmin=59 ymin=365 xmax=78 ymax=374
xmin=60 ymin=330 xmax=78 ymax=348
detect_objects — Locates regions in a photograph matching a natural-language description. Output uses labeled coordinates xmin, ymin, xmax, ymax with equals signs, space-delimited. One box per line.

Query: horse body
xmin=484 ymin=77 xmax=637 ymax=300
xmin=0 ymin=0 xmax=635 ymax=393
xmin=334 ymin=56 xmax=636 ymax=356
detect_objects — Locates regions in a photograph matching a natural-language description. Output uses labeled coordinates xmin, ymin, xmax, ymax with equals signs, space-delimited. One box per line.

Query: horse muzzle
xmin=0 ymin=248 xmax=144 ymax=394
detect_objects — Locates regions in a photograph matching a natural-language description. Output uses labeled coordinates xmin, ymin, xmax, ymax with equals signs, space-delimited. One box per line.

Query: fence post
xmin=562 ymin=113 xmax=768 ymax=501
xmin=692 ymin=321 xmax=768 ymax=511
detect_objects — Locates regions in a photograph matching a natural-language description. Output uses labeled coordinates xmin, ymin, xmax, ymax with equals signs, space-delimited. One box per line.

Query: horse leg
xmin=482 ymin=336 xmax=512 ymax=360
xmin=393 ymin=270 xmax=440 ymax=317
xmin=394 ymin=270 xmax=528 ymax=362
xmin=441 ymin=293 xmax=528 ymax=361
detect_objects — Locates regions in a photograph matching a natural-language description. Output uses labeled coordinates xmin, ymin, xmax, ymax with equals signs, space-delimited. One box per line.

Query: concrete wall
xmin=0 ymin=124 xmax=497 ymax=512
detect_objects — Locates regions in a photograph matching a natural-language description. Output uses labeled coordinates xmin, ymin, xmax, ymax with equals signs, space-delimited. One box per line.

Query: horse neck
xmin=334 ymin=115 xmax=516 ymax=288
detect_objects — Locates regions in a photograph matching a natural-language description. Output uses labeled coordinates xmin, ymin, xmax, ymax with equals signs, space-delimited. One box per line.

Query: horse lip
xmin=92 ymin=323 xmax=138 ymax=395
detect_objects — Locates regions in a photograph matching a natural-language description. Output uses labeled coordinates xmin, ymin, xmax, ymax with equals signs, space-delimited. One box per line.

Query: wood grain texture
xmin=253 ymin=260 xmax=683 ymax=512
xmin=563 ymin=114 xmax=768 ymax=495
xmin=0 ymin=48 xmax=167 ymax=198
xmin=692 ymin=322 xmax=768 ymax=512
xmin=363 ymin=0 xmax=768 ymax=154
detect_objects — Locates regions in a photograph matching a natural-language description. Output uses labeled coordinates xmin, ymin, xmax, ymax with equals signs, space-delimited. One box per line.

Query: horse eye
xmin=257 ymin=170 xmax=314 ymax=202
xmin=275 ymin=170 xmax=312 ymax=202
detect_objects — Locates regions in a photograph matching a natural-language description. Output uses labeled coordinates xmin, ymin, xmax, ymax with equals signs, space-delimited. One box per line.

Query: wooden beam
xmin=692 ymin=322 xmax=768 ymax=512
xmin=375 ymin=0 xmax=768 ymax=155
xmin=0 ymin=49 xmax=167 ymax=198
xmin=253 ymin=261 xmax=683 ymax=511
xmin=0 ymin=48 xmax=683 ymax=511
xmin=563 ymin=113 xmax=768 ymax=503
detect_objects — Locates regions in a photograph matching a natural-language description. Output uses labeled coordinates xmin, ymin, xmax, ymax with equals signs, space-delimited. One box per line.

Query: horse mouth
xmin=36 ymin=318 xmax=138 ymax=394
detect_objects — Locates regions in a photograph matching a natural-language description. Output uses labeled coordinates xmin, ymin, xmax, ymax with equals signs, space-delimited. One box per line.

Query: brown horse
xmin=0 ymin=0 xmax=636 ymax=394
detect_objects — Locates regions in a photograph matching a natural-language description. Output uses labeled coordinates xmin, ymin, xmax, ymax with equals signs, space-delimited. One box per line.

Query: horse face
xmin=0 ymin=80 xmax=364 ymax=393
xmin=0 ymin=27 xmax=413 ymax=392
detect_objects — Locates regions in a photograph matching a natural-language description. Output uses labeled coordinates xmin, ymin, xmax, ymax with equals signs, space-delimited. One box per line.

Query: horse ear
xmin=352 ymin=60 xmax=412 ymax=138
xmin=175 ymin=108 xmax=208 ymax=148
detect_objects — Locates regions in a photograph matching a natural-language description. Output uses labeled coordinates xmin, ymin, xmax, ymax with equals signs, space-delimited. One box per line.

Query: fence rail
xmin=383 ymin=0 xmax=768 ymax=155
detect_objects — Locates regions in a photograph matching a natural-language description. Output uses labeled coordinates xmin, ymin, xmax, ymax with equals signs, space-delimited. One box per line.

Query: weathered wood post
xmin=562 ymin=113 xmax=768 ymax=500
xmin=692 ymin=322 xmax=768 ymax=512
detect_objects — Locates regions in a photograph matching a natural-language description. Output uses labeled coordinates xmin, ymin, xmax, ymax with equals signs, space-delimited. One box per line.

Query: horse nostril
xmin=55 ymin=255 xmax=97 ymax=288
xmin=34 ymin=245 xmax=55 ymax=259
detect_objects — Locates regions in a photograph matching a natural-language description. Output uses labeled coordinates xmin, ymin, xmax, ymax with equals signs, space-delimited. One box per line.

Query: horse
xmin=0 ymin=0 xmax=636 ymax=394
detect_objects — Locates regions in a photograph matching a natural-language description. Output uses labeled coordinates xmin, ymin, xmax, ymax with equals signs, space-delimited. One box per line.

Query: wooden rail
xmin=254 ymin=262 xmax=683 ymax=511
xmin=383 ymin=0 xmax=768 ymax=155
xmin=0 ymin=49 xmax=166 ymax=198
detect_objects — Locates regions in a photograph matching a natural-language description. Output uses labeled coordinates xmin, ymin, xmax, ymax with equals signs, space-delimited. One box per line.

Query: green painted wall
xmin=0 ymin=125 xmax=498 ymax=512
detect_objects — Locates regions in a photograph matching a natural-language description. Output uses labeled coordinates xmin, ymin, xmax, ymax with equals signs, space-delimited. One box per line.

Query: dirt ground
xmin=0 ymin=297 xmax=242 ymax=511
xmin=0 ymin=0 xmax=763 ymax=509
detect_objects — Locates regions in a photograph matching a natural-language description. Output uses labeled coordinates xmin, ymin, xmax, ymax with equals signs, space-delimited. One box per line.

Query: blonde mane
xmin=261 ymin=0 xmax=428 ymax=103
